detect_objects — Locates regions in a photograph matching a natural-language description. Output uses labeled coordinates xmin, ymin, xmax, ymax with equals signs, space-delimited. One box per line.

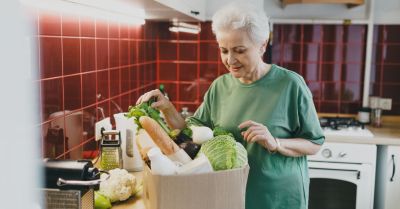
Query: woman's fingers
xmin=246 ymin=130 xmax=266 ymax=143
xmin=238 ymin=120 xmax=259 ymax=130
xmin=242 ymin=125 xmax=266 ymax=140
xmin=135 ymin=89 xmax=163 ymax=105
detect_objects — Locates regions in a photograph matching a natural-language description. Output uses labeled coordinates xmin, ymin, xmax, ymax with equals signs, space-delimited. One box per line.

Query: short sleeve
xmin=296 ymin=79 xmax=325 ymax=145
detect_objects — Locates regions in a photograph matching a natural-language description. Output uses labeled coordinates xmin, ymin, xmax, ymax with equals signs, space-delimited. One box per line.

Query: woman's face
xmin=216 ymin=29 xmax=264 ymax=83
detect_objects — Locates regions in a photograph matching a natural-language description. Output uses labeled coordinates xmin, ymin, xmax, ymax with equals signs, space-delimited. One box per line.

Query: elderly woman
xmin=137 ymin=2 xmax=324 ymax=209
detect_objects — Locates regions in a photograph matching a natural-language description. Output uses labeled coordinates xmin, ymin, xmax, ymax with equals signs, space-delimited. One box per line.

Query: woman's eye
xmin=236 ymin=49 xmax=245 ymax=54
xmin=221 ymin=50 xmax=228 ymax=54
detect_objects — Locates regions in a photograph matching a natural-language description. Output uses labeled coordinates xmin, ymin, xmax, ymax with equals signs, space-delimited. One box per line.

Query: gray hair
xmin=211 ymin=2 xmax=270 ymax=45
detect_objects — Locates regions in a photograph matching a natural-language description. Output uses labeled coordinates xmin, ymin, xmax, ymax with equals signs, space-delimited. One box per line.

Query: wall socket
xmin=379 ymin=98 xmax=392 ymax=110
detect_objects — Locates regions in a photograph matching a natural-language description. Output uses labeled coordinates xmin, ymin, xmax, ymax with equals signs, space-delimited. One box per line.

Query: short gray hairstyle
xmin=211 ymin=1 xmax=270 ymax=45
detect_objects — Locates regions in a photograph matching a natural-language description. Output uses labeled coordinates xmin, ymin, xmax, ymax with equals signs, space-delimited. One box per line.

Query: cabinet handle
xmin=390 ymin=154 xmax=396 ymax=182
xmin=190 ymin=10 xmax=200 ymax=15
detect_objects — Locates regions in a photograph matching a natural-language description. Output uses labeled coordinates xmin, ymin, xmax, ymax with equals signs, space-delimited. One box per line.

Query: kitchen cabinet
xmin=130 ymin=0 xmax=205 ymax=21
xmin=154 ymin=0 xmax=205 ymax=21
xmin=281 ymin=0 xmax=364 ymax=8
xmin=205 ymin=0 xmax=263 ymax=20
xmin=375 ymin=145 xmax=400 ymax=209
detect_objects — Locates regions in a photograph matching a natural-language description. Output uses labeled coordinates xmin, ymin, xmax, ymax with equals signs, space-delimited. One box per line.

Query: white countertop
xmin=325 ymin=121 xmax=400 ymax=145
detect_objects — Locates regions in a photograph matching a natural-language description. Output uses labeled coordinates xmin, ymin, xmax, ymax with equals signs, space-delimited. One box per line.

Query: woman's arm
xmin=239 ymin=120 xmax=322 ymax=157
xmin=266 ymin=137 xmax=321 ymax=157
xmin=136 ymin=89 xmax=186 ymax=129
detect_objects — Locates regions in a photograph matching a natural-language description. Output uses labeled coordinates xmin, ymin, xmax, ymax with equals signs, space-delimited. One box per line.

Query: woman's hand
xmin=238 ymin=120 xmax=278 ymax=152
xmin=136 ymin=89 xmax=172 ymax=111
xmin=136 ymin=89 xmax=186 ymax=130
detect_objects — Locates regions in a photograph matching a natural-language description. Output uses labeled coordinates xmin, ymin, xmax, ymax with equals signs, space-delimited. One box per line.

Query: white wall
xmin=205 ymin=0 xmax=264 ymax=19
xmin=0 ymin=1 xmax=42 ymax=209
xmin=374 ymin=0 xmax=400 ymax=24
xmin=265 ymin=0 xmax=369 ymax=20
xmin=264 ymin=0 xmax=400 ymax=24
xmin=205 ymin=0 xmax=400 ymax=24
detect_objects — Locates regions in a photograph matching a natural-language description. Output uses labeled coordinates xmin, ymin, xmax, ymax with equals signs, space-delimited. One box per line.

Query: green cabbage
xmin=199 ymin=135 xmax=248 ymax=171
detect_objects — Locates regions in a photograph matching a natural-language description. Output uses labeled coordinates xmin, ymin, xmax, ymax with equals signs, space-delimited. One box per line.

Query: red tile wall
xmin=37 ymin=18 xmax=400 ymax=160
xmin=371 ymin=25 xmax=400 ymax=115
xmin=37 ymin=12 xmax=157 ymax=159
xmin=155 ymin=22 xmax=224 ymax=114
xmin=156 ymin=23 xmax=369 ymax=115
xmin=271 ymin=24 xmax=367 ymax=114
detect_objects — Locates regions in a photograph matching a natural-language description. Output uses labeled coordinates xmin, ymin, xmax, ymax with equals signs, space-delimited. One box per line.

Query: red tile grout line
xmin=135 ymin=27 xmax=139 ymax=102
xmin=159 ymin=60 xmax=218 ymax=64
xmin=36 ymin=34 xmax=158 ymax=42
xmin=337 ymin=25 xmax=344 ymax=113
xmin=158 ymin=80 xmax=212 ymax=85
xmin=60 ymin=14 xmax=68 ymax=159
xmin=79 ymin=15 xmax=84 ymax=152
xmin=107 ymin=21 xmax=112 ymax=118
xmin=37 ymin=11 xmax=45 ymax=156
xmin=317 ymin=25 xmax=323 ymax=111
xmin=117 ymin=22 xmax=121 ymax=109
xmin=300 ymin=25 xmax=304 ymax=77
xmin=156 ymin=33 xmax=160 ymax=87
xmin=176 ymin=31 xmax=180 ymax=110
xmin=94 ymin=18 xmax=99 ymax=154
xmin=197 ymin=23 xmax=201 ymax=106
xmin=127 ymin=25 xmax=131 ymax=107
xmin=279 ymin=25 xmax=284 ymax=67
xmin=379 ymin=26 xmax=385 ymax=97
xmin=37 ymin=61 xmax=160 ymax=82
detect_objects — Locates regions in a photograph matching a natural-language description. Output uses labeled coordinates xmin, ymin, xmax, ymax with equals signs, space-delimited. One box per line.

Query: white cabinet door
xmin=155 ymin=0 xmax=205 ymax=21
xmin=375 ymin=145 xmax=400 ymax=209
xmin=384 ymin=146 xmax=400 ymax=209
xmin=205 ymin=0 xmax=263 ymax=20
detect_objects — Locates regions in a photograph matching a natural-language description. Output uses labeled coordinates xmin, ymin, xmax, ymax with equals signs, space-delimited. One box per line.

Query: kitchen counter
xmin=325 ymin=117 xmax=400 ymax=145
xmin=112 ymin=116 xmax=400 ymax=209
xmin=112 ymin=172 xmax=145 ymax=209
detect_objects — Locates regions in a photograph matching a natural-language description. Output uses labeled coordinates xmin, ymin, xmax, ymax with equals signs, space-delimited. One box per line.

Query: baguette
xmin=139 ymin=116 xmax=180 ymax=155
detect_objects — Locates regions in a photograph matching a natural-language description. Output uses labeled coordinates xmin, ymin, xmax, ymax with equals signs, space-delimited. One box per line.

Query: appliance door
xmin=308 ymin=161 xmax=373 ymax=209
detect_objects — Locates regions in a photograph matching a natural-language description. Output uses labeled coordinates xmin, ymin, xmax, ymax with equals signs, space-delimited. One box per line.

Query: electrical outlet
xmin=95 ymin=117 xmax=112 ymax=141
xmin=379 ymin=98 xmax=392 ymax=110
xmin=369 ymin=96 xmax=380 ymax=109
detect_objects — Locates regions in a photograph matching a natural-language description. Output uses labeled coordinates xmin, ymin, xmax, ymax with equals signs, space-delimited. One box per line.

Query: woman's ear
xmin=259 ymin=41 xmax=267 ymax=55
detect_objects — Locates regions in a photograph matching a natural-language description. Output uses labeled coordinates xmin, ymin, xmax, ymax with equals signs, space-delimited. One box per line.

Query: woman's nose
xmin=227 ymin=53 xmax=237 ymax=65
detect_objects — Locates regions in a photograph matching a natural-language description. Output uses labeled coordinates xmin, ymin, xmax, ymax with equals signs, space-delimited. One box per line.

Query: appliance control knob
xmin=322 ymin=149 xmax=332 ymax=158
xmin=339 ymin=152 xmax=347 ymax=158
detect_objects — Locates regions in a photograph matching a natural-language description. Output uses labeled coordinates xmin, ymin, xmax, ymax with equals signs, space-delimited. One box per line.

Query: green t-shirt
xmin=187 ymin=64 xmax=325 ymax=209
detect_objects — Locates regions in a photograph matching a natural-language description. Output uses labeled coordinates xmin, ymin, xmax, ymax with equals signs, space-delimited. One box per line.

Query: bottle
xmin=147 ymin=147 xmax=178 ymax=175
xmin=181 ymin=107 xmax=193 ymax=119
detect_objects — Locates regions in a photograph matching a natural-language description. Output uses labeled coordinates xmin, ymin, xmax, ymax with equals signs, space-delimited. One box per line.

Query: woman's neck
xmin=239 ymin=62 xmax=271 ymax=84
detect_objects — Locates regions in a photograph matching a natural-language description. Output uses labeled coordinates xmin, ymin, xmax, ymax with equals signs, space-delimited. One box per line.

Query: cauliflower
xmin=98 ymin=168 xmax=137 ymax=202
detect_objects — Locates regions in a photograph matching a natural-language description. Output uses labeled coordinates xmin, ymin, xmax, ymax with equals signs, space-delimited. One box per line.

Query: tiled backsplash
xmin=37 ymin=12 xmax=157 ymax=159
xmin=371 ymin=25 xmax=400 ymax=115
xmin=36 ymin=14 xmax=400 ymax=159
xmin=271 ymin=24 xmax=367 ymax=114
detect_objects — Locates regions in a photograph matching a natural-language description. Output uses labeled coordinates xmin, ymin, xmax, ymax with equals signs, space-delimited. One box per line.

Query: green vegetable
xmin=213 ymin=126 xmax=234 ymax=137
xmin=95 ymin=191 xmax=112 ymax=209
xmin=234 ymin=142 xmax=248 ymax=168
xmin=126 ymin=102 xmax=171 ymax=134
xmin=126 ymin=102 xmax=193 ymax=142
xmin=199 ymin=135 xmax=248 ymax=171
